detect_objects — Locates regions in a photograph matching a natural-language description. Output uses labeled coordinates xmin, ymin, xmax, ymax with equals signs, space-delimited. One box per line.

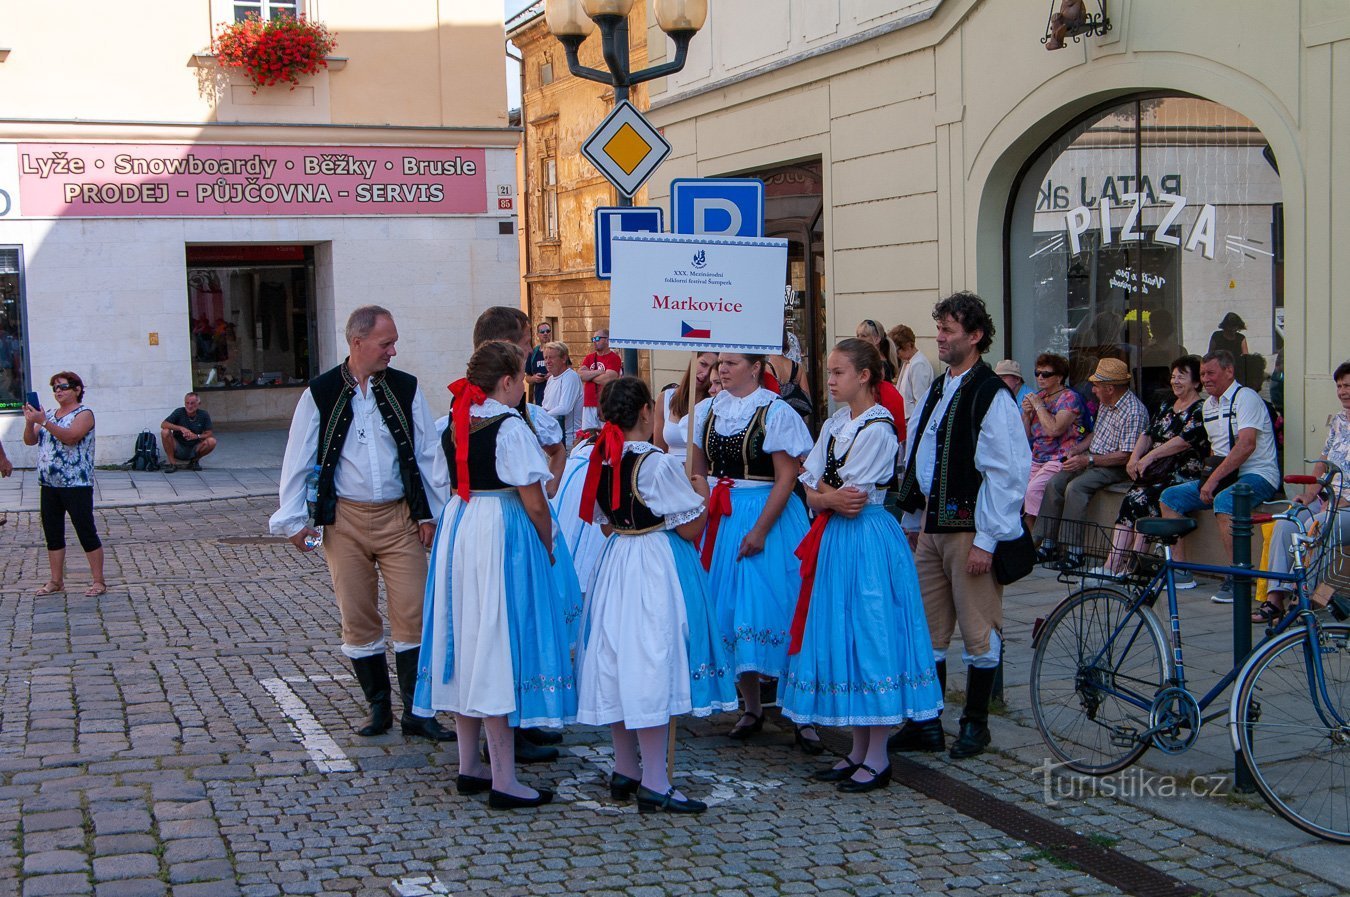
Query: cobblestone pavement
xmin=0 ymin=498 xmax=1344 ymax=897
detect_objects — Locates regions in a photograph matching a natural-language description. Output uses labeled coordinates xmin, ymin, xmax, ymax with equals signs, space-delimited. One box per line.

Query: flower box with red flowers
xmin=213 ymin=14 xmax=337 ymax=91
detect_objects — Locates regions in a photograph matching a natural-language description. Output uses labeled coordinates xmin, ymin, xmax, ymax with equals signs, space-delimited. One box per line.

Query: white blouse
xmin=527 ymin=402 xmax=563 ymax=447
xmin=800 ymin=405 xmax=899 ymax=503
xmin=591 ymin=442 xmax=705 ymax=529
xmin=660 ymin=387 xmax=690 ymax=462
xmin=469 ymin=398 xmax=553 ymax=488
xmin=541 ymin=368 xmax=583 ymax=440
xmin=690 ymin=387 xmax=813 ymax=458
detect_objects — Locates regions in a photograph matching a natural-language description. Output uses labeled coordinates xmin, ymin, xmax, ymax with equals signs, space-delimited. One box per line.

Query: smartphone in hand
xmin=24 ymin=391 xmax=40 ymax=411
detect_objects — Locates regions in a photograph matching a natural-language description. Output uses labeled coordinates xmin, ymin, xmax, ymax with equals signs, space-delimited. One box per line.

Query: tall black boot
xmin=350 ymin=653 xmax=394 ymax=736
xmin=394 ymin=648 xmax=455 ymax=742
xmin=887 ymin=661 xmax=946 ymax=753
xmin=949 ymin=665 xmax=997 ymax=759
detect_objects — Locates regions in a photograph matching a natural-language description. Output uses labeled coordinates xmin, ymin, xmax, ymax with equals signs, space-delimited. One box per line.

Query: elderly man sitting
xmin=161 ymin=392 xmax=217 ymax=472
xmin=1035 ymin=357 xmax=1149 ymax=567
xmin=1159 ymin=349 xmax=1282 ymax=602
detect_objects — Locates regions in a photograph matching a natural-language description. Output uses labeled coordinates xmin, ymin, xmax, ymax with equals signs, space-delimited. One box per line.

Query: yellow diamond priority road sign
xmin=581 ymin=100 xmax=671 ymax=198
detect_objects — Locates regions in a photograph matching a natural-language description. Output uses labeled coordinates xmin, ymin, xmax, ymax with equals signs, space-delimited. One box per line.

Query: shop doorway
xmin=1007 ymin=96 xmax=1283 ymax=414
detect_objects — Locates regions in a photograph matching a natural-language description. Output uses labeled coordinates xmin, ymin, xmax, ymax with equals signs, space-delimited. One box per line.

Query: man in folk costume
xmin=890 ymin=293 xmax=1031 ymax=759
xmin=271 ymin=305 xmax=453 ymax=741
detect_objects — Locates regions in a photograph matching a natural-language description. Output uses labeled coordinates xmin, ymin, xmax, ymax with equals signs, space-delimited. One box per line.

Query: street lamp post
xmin=545 ymin=0 xmax=709 ymax=374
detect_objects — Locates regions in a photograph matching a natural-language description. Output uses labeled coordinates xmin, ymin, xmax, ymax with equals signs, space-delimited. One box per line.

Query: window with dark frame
xmin=233 ymin=0 xmax=298 ymax=22
xmin=0 ymin=246 xmax=28 ymax=412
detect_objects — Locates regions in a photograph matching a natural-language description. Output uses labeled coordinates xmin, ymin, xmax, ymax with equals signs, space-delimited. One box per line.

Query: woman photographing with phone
xmin=23 ymin=371 xmax=104 ymax=597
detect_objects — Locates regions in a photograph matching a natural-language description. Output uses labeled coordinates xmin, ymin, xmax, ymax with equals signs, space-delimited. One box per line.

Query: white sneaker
xmin=1171 ymin=570 xmax=1197 ymax=590
xmin=1210 ymin=580 xmax=1234 ymax=604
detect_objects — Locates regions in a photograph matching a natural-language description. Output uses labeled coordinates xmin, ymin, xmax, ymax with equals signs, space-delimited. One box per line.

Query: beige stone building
xmin=578 ymin=0 xmax=1344 ymax=474
xmin=0 ymin=0 xmax=519 ymax=462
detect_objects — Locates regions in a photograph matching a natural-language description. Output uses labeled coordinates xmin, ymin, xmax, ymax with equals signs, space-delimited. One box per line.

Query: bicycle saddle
xmin=1135 ymin=518 xmax=1198 ymax=542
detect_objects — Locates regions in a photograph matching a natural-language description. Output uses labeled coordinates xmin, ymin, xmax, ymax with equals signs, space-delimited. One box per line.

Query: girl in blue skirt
xmin=413 ymin=341 xmax=576 ymax=810
xmin=782 ymin=338 xmax=943 ymax=792
xmin=574 ymin=377 xmax=737 ymax=813
xmin=691 ymin=353 xmax=814 ymax=742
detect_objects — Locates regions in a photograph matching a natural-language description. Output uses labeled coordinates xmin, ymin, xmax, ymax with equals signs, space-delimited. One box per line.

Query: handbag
xmin=993 ymin=521 xmax=1036 ymax=585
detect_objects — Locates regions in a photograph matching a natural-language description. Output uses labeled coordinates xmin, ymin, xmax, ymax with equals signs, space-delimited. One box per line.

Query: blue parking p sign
xmin=671 ymin=178 xmax=765 ymax=238
xmin=594 ymin=206 xmax=664 ymax=280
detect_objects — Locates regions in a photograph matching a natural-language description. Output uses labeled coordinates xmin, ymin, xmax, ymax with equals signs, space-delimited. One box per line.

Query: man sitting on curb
xmin=1159 ymin=349 xmax=1281 ymax=602
xmin=1035 ymin=357 xmax=1148 ymax=568
xmin=161 ymin=392 xmax=217 ymax=471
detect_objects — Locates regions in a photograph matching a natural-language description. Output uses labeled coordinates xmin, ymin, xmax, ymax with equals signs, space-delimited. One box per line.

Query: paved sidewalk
xmin=0 ymin=495 xmax=1345 ymax=896
xmin=0 ymin=467 xmax=283 ymax=511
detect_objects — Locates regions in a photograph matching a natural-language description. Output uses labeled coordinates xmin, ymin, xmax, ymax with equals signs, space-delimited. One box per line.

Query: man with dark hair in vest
xmin=890 ymin=292 xmax=1031 ymax=759
xmin=270 ymin=305 xmax=453 ymax=742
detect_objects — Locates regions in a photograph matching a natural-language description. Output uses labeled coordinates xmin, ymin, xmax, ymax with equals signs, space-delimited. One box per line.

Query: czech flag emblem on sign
xmin=681 ymin=321 xmax=712 ymax=339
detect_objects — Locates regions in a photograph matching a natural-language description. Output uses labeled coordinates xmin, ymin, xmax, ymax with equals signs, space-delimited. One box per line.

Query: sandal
xmin=1251 ymin=600 xmax=1284 ymax=624
xmin=727 ymin=711 xmax=764 ymax=740
xmin=84 ymin=582 xmax=107 ymax=597
xmin=35 ymin=581 xmax=64 ymax=595
xmin=794 ymin=724 xmax=825 ymax=755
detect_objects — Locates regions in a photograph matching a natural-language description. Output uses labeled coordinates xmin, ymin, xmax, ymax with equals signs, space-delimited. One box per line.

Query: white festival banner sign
xmin=608 ymin=232 xmax=788 ymax=353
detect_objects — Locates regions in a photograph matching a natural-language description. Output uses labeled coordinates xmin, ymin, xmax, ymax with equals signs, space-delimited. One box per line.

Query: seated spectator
xmin=1020 ymin=353 xmax=1084 ymax=530
xmin=996 ymin=359 xmax=1035 ymax=408
xmin=540 ymin=340 xmax=583 ymax=446
xmin=1035 ymin=357 xmax=1149 ymax=566
xmin=1252 ymin=361 xmax=1350 ymax=623
xmin=1096 ymin=356 xmax=1208 ymax=574
xmin=161 ymin=392 xmax=216 ymax=471
xmin=1159 ymin=349 xmax=1282 ymax=601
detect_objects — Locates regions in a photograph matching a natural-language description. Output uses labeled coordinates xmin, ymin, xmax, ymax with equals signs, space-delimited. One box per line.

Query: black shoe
xmin=482 ymin=730 xmax=560 ymax=765
xmin=1056 ymin=551 xmax=1086 ymax=572
xmin=794 ymin=724 xmax=824 ymax=755
xmin=350 ymin=654 xmax=393 ymax=737
xmin=812 ymin=761 xmax=861 ymax=783
xmin=401 ymin=713 xmax=456 ymax=742
xmin=636 ymin=785 xmax=707 ymax=814
xmin=727 ymin=711 xmax=764 ymax=740
xmin=838 ymin=763 xmax=891 ymax=793
xmin=1035 ymin=543 xmax=1058 ymax=563
xmin=609 ymin=772 xmax=641 ymax=801
xmin=520 ymin=726 xmax=563 ymax=746
xmin=887 ymin=719 xmax=944 ymax=753
xmin=455 ymin=774 xmax=492 ymax=795
xmin=488 ymin=788 xmax=554 ymax=810
xmin=948 ymin=720 xmax=992 ymax=759
xmin=186 ymin=459 xmax=202 ymax=471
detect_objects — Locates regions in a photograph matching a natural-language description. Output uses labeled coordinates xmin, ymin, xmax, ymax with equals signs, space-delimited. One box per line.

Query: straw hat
xmin=1088 ymin=357 xmax=1131 ymax=385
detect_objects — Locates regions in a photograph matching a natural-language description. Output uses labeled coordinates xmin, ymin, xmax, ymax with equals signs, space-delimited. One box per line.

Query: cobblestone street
xmin=0 ymin=497 xmax=1345 ymax=897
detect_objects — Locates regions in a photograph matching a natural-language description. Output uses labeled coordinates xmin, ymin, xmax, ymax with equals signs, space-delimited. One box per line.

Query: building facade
xmin=0 ymin=0 xmax=519 ymax=462
xmin=508 ymin=3 xmax=650 ymax=363
xmin=627 ymin=0 xmax=1347 ymax=472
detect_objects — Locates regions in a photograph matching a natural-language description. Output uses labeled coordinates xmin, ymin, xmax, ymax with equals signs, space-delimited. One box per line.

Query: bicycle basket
xmin=1038 ymin=517 xmax=1163 ymax=585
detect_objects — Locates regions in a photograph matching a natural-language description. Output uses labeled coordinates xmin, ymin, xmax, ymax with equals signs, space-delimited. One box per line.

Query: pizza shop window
xmin=186 ymin=245 xmax=316 ymax=390
xmin=0 ymin=247 xmax=29 ymax=412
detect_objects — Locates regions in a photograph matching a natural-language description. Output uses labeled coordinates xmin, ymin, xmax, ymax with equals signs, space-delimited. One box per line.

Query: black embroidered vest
xmin=443 ymin=413 xmax=512 ymax=493
xmin=895 ymin=361 xmax=1007 ymax=533
xmin=703 ymin=403 xmax=774 ymax=481
xmin=823 ymin=418 xmax=898 ymax=490
xmin=596 ymin=451 xmax=665 ymax=534
xmin=308 ymin=363 xmax=430 ymax=526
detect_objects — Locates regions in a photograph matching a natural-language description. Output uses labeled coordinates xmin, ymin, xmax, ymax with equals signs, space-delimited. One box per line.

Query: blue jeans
xmin=1160 ymin=473 xmax=1279 ymax=517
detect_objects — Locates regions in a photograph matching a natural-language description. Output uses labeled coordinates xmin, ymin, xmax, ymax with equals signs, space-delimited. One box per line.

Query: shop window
xmin=541 ymin=157 xmax=559 ymax=241
xmin=233 ymin=0 xmax=298 ymax=22
xmin=0 ymin=247 xmax=28 ymax=412
xmin=1008 ymin=95 xmax=1283 ymax=413
xmin=185 ymin=245 xmax=316 ymax=390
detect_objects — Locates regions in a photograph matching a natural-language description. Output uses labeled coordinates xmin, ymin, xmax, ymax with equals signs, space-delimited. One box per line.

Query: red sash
xmin=446 ymin=379 xmax=485 ymax=502
xmin=577 ymin=422 xmax=625 ymax=525
xmin=699 ymin=477 xmax=736 ymax=570
xmin=788 ymin=511 xmax=832 ymax=655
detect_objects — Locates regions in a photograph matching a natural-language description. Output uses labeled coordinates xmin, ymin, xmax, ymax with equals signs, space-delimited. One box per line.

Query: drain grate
xmin=890 ymin=756 xmax=1204 ymax=897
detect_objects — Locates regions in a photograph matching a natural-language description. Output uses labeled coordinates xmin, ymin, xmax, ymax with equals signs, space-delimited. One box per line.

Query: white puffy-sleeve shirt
xmin=691 ymin=387 xmax=813 ymax=458
xmin=800 ymin=405 xmax=899 ymax=504
xmin=527 ymin=403 xmax=563 ymax=447
xmin=471 ymin=398 xmax=553 ymax=488
xmin=592 ymin=443 xmax=705 ymax=529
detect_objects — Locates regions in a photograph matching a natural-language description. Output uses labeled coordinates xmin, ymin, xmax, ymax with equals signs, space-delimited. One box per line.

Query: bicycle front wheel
xmin=1030 ymin=586 xmax=1170 ymax=774
xmin=1232 ymin=621 xmax=1350 ymax=843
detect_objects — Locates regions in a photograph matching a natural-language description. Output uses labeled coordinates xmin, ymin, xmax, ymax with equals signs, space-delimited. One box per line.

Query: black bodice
xmin=702 ymin=403 xmax=774 ymax=481
xmin=444 ymin=413 xmax=511 ymax=492
xmin=596 ymin=451 xmax=666 ymax=534
xmin=823 ymin=418 xmax=898 ymax=490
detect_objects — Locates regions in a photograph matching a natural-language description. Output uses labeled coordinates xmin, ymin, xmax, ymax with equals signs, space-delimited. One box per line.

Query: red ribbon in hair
xmin=699 ymin=477 xmax=736 ymax=570
xmin=447 ymin=379 xmax=486 ymax=502
xmin=788 ymin=511 xmax=832 ymax=655
xmin=578 ymin=422 xmax=625 ymax=524
xmin=877 ymin=381 xmax=907 ymax=443
xmin=762 ymin=369 xmax=782 ymax=395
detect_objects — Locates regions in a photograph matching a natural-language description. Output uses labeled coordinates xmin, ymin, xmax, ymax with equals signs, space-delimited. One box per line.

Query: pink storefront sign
xmin=15 ymin=143 xmax=488 ymax=217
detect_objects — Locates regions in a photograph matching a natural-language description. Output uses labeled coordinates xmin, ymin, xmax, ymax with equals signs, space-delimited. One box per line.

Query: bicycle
xmin=1029 ymin=462 xmax=1350 ymax=843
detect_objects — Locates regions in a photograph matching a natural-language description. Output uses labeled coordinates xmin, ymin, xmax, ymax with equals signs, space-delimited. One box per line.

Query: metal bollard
xmin=1230 ymin=482 xmax=1256 ymax=793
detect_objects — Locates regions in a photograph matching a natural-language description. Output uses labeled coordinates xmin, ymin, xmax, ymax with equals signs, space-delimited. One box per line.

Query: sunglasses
xmin=1034 ymin=370 xmax=1056 ymax=378
xmin=52 ymin=383 xmax=76 ymax=392
xmin=591 ymin=336 xmax=604 ymax=342
xmin=538 ymin=327 xmax=551 ymax=333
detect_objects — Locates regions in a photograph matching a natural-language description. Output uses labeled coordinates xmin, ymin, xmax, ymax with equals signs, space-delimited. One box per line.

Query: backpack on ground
xmin=128 ymin=430 xmax=161 ymax=471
